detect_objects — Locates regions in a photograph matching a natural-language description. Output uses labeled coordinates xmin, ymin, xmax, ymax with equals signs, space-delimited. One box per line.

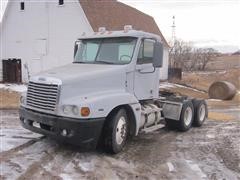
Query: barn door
xmin=30 ymin=39 xmax=47 ymax=75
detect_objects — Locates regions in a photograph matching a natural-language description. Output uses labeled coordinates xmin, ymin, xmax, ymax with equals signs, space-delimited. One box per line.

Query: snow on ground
xmin=208 ymin=99 xmax=223 ymax=102
xmin=0 ymin=110 xmax=41 ymax=153
xmin=0 ymin=128 xmax=42 ymax=153
xmin=1 ymin=107 xmax=240 ymax=179
xmin=183 ymin=70 xmax=227 ymax=75
xmin=159 ymin=82 xmax=206 ymax=94
xmin=0 ymin=83 xmax=27 ymax=93
xmin=159 ymin=82 xmax=175 ymax=89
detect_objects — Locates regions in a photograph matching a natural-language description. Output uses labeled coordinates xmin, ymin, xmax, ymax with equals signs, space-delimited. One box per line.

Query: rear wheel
xmin=165 ymin=101 xmax=194 ymax=132
xmin=192 ymin=99 xmax=208 ymax=127
xmin=103 ymin=109 xmax=129 ymax=154
xmin=178 ymin=100 xmax=194 ymax=131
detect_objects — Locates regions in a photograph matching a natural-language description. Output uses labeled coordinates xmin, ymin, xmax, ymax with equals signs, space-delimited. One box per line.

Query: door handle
xmin=136 ymin=65 xmax=154 ymax=73
xmin=136 ymin=66 xmax=144 ymax=71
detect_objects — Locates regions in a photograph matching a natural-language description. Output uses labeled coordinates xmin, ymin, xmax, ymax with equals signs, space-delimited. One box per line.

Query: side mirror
xmin=153 ymin=42 xmax=163 ymax=68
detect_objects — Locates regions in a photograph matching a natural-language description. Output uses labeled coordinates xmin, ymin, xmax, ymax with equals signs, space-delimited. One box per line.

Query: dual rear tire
xmin=166 ymin=99 xmax=207 ymax=131
xmin=192 ymin=99 xmax=208 ymax=127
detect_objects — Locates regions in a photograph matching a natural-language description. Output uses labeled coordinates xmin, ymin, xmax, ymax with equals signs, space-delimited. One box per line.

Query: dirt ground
xmin=0 ymin=103 xmax=239 ymax=180
xmin=0 ymin=90 xmax=20 ymax=109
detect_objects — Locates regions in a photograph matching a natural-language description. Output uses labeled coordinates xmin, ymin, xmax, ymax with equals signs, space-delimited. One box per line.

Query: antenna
xmin=171 ymin=15 xmax=176 ymax=47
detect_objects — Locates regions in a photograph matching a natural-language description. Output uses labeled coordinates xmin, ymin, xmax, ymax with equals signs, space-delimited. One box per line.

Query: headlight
xmin=62 ymin=105 xmax=79 ymax=116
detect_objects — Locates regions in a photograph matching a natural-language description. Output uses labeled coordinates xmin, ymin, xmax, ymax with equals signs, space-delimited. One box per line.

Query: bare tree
xmin=169 ymin=40 xmax=192 ymax=69
xmin=195 ymin=48 xmax=218 ymax=70
xmin=169 ymin=40 xmax=218 ymax=71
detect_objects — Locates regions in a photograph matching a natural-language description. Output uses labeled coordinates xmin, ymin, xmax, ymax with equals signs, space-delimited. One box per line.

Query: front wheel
xmin=103 ymin=109 xmax=129 ymax=154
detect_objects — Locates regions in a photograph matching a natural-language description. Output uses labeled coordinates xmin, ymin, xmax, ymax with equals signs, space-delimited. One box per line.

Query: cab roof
xmin=78 ymin=30 xmax=163 ymax=44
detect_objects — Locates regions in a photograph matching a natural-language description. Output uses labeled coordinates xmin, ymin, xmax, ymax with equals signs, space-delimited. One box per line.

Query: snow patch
xmin=60 ymin=174 xmax=74 ymax=180
xmin=208 ymin=99 xmax=223 ymax=102
xmin=159 ymin=82 xmax=175 ymax=89
xmin=185 ymin=160 xmax=207 ymax=178
xmin=185 ymin=70 xmax=227 ymax=75
xmin=0 ymin=84 xmax=27 ymax=93
xmin=78 ymin=162 xmax=94 ymax=172
xmin=206 ymin=134 xmax=215 ymax=139
xmin=167 ymin=162 xmax=175 ymax=172
xmin=159 ymin=82 xmax=205 ymax=93
xmin=0 ymin=128 xmax=41 ymax=153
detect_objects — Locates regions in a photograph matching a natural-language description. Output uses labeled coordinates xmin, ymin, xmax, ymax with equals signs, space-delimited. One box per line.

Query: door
xmin=30 ymin=39 xmax=47 ymax=75
xmin=134 ymin=39 xmax=159 ymax=100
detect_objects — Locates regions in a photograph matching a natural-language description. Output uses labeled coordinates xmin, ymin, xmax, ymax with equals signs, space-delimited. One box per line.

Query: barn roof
xmin=79 ymin=0 xmax=169 ymax=47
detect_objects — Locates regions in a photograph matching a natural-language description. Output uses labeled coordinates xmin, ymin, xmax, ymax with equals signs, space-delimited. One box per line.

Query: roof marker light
xmin=124 ymin=25 xmax=133 ymax=32
xmin=98 ymin=27 xmax=106 ymax=33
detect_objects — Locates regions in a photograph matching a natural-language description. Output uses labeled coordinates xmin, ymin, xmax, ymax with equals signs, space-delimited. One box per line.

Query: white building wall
xmin=0 ymin=0 xmax=93 ymax=82
xmin=0 ymin=0 xmax=169 ymax=82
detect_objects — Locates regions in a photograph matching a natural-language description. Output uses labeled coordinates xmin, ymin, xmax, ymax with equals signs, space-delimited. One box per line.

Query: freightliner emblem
xmin=38 ymin=77 xmax=46 ymax=81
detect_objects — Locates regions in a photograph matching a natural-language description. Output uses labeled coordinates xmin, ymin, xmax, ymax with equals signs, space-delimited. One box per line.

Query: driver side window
xmin=137 ymin=39 xmax=155 ymax=64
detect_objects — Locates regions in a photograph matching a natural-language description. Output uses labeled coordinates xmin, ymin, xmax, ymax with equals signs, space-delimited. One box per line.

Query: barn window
xmin=59 ymin=0 xmax=64 ymax=5
xmin=20 ymin=2 xmax=25 ymax=11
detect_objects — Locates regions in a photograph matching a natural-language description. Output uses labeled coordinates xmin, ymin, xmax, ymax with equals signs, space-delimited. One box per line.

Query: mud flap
xmin=162 ymin=101 xmax=183 ymax=121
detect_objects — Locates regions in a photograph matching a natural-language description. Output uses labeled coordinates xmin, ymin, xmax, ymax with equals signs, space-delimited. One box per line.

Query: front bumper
xmin=19 ymin=107 xmax=105 ymax=149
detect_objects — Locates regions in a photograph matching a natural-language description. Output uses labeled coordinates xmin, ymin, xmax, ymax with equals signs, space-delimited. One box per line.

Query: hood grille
xmin=26 ymin=81 xmax=59 ymax=112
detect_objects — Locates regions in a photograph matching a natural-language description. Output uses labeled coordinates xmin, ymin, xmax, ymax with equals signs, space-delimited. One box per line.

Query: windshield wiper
xmin=95 ymin=60 xmax=115 ymax=64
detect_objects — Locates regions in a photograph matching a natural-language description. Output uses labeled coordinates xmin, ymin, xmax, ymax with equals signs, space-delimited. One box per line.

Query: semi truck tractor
xmin=19 ymin=26 xmax=208 ymax=153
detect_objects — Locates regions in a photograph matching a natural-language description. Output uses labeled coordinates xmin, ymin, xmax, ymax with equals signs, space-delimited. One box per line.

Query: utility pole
xmin=171 ymin=15 xmax=176 ymax=68
xmin=171 ymin=15 xmax=176 ymax=49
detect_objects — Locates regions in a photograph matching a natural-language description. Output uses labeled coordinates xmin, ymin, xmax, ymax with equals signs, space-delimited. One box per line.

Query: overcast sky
xmin=119 ymin=0 xmax=239 ymax=52
xmin=1 ymin=0 xmax=239 ymax=52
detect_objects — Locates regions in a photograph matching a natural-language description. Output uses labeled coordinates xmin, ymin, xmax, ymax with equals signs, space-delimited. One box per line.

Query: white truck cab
xmin=20 ymin=27 xmax=208 ymax=153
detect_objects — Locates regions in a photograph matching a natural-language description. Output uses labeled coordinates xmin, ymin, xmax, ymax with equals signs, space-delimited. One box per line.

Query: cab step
xmin=140 ymin=123 xmax=165 ymax=133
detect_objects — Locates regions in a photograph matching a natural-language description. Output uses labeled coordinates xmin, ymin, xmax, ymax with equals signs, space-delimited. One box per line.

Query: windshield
xmin=74 ymin=37 xmax=137 ymax=64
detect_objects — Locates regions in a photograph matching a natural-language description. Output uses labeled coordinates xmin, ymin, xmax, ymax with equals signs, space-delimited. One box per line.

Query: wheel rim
xmin=199 ymin=104 xmax=206 ymax=122
xmin=116 ymin=116 xmax=127 ymax=145
xmin=184 ymin=107 xmax=193 ymax=126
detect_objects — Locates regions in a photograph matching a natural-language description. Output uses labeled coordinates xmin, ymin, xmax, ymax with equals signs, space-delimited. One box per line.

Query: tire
xmin=192 ymin=99 xmax=208 ymax=127
xmin=103 ymin=109 xmax=129 ymax=154
xmin=177 ymin=100 xmax=194 ymax=131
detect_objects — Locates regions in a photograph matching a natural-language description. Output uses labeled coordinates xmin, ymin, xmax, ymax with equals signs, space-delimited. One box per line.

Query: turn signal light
xmin=81 ymin=107 xmax=90 ymax=117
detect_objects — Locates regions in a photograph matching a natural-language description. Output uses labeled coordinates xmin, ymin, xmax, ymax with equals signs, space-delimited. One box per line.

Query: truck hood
xmin=32 ymin=63 xmax=127 ymax=99
xmin=37 ymin=63 xmax=125 ymax=81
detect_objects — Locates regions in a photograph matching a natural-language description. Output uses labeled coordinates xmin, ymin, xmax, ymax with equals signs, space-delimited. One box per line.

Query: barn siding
xmin=0 ymin=0 xmax=93 ymax=82
xmin=0 ymin=0 xmax=169 ymax=82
